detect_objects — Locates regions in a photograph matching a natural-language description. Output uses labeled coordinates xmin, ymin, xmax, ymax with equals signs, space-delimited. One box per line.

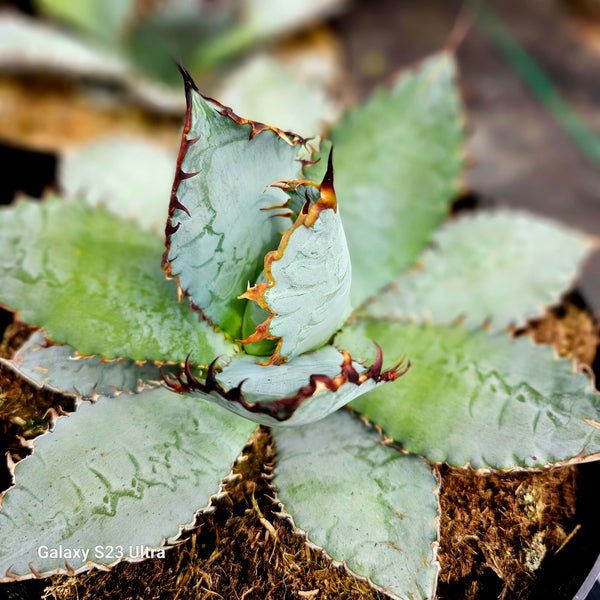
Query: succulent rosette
xmin=0 ymin=53 xmax=598 ymax=599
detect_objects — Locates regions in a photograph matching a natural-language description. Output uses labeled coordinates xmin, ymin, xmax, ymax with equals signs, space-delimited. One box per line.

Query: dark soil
xmin=1 ymin=300 xmax=598 ymax=600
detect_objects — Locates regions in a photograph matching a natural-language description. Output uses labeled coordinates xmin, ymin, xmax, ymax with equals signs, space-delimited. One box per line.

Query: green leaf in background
xmin=0 ymin=197 xmax=235 ymax=363
xmin=35 ymin=0 xmax=136 ymax=44
xmin=0 ymin=388 xmax=256 ymax=580
xmin=0 ymin=11 xmax=183 ymax=115
xmin=164 ymin=72 xmax=305 ymax=339
xmin=0 ymin=330 xmax=179 ymax=399
xmin=217 ymin=53 xmax=340 ymax=138
xmin=0 ymin=10 xmax=127 ymax=79
xmin=307 ymin=53 xmax=466 ymax=306
xmin=273 ymin=409 xmax=439 ymax=600
xmin=191 ymin=0 xmax=348 ymax=71
xmin=336 ymin=321 xmax=600 ymax=468
xmin=358 ymin=211 xmax=596 ymax=330
xmin=241 ymin=163 xmax=352 ymax=363
xmin=60 ymin=137 xmax=177 ymax=233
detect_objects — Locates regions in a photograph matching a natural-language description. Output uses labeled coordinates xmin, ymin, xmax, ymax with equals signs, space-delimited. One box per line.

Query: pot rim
xmin=574 ymin=553 xmax=600 ymax=600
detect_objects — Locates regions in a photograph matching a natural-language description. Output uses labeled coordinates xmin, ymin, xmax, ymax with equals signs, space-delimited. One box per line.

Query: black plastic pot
xmin=575 ymin=554 xmax=600 ymax=600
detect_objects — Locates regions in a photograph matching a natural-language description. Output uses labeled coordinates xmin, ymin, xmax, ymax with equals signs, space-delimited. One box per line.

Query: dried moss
xmin=436 ymin=464 xmax=578 ymax=600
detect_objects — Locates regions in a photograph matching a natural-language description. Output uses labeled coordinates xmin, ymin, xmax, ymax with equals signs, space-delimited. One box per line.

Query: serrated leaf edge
xmin=164 ymin=343 xmax=409 ymax=423
xmin=351 ymin=209 xmax=598 ymax=333
xmin=0 ymin=420 xmax=257 ymax=583
xmin=338 ymin=321 xmax=600 ymax=469
xmin=238 ymin=151 xmax=338 ymax=365
xmin=162 ymin=65 xmax=311 ymax=338
xmin=265 ymin=412 xmax=442 ymax=600
xmin=0 ymin=330 xmax=179 ymax=403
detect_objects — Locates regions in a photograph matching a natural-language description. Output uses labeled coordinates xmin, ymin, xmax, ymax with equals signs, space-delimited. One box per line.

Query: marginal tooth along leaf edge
xmin=0 ymin=449 xmax=247 ymax=584
xmin=161 ymin=65 xmax=312 ymax=337
xmin=164 ymin=342 xmax=410 ymax=423
xmin=238 ymin=150 xmax=338 ymax=365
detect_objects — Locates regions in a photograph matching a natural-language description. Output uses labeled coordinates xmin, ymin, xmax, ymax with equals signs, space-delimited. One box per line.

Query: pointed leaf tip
xmin=310 ymin=51 xmax=466 ymax=306
xmin=241 ymin=162 xmax=350 ymax=363
xmin=163 ymin=77 xmax=307 ymax=339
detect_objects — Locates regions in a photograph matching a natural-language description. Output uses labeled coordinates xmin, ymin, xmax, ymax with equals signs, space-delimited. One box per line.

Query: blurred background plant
xmin=0 ymin=0 xmax=598 ymax=316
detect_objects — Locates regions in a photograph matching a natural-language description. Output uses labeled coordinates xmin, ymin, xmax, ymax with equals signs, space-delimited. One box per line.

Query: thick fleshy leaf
xmin=0 ymin=388 xmax=256 ymax=580
xmin=165 ymin=344 xmax=409 ymax=427
xmin=336 ymin=322 xmax=600 ymax=468
xmin=0 ymin=10 xmax=128 ymax=79
xmin=358 ymin=211 xmax=595 ymax=330
xmin=240 ymin=162 xmax=352 ymax=363
xmin=60 ymin=137 xmax=177 ymax=233
xmin=273 ymin=409 xmax=439 ymax=599
xmin=0 ymin=197 xmax=235 ymax=363
xmin=307 ymin=52 xmax=466 ymax=306
xmin=164 ymin=70 xmax=306 ymax=339
xmin=0 ymin=330 xmax=179 ymax=399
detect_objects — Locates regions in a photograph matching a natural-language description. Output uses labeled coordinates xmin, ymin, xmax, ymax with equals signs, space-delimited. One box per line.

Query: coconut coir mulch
xmin=1 ymin=299 xmax=598 ymax=600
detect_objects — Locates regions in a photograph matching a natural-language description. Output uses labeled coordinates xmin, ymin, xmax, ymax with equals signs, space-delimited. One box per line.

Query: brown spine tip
xmin=340 ymin=350 xmax=360 ymax=384
xmin=64 ymin=559 xmax=75 ymax=576
xmin=363 ymin=341 xmax=384 ymax=381
xmin=165 ymin=342 xmax=409 ymax=422
xmin=321 ymin=147 xmax=335 ymax=195
xmin=177 ymin=63 xmax=200 ymax=95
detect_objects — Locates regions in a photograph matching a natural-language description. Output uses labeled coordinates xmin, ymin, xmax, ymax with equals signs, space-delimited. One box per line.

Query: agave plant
xmin=1 ymin=52 xmax=599 ymax=599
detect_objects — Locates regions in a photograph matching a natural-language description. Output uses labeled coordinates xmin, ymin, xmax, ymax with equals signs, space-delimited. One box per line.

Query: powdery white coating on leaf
xmin=165 ymin=83 xmax=304 ymax=338
xmin=215 ymin=347 xmax=377 ymax=425
xmin=359 ymin=211 xmax=595 ymax=330
xmin=238 ymin=159 xmax=352 ymax=364
xmin=0 ymin=388 xmax=256 ymax=581
xmin=265 ymin=208 xmax=352 ymax=359
xmin=0 ymin=329 xmax=178 ymax=400
xmin=336 ymin=322 xmax=600 ymax=469
xmin=165 ymin=342 xmax=409 ymax=426
xmin=60 ymin=137 xmax=177 ymax=233
xmin=273 ymin=409 xmax=439 ymax=600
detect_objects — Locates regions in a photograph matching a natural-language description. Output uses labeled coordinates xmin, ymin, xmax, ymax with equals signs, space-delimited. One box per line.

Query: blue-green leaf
xmin=164 ymin=69 xmax=306 ymax=339
xmin=0 ymin=330 xmax=178 ymax=399
xmin=60 ymin=137 xmax=177 ymax=233
xmin=166 ymin=344 xmax=408 ymax=426
xmin=0 ymin=196 xmax=234 ymax=363
xmin=336 ymin=321 xmax=600 ymax=468
xmin=273 ymin=409 xmax=439 ymax=600
xmin=307 ymin=53 xmax=466 ymax=306
xmin=240 ymin=157 xmax=352 ymax=363
xmin=0 ymin=389 xmax=256 ymax=580
xmin=358 ymin=211 xmax=595 ymax=330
